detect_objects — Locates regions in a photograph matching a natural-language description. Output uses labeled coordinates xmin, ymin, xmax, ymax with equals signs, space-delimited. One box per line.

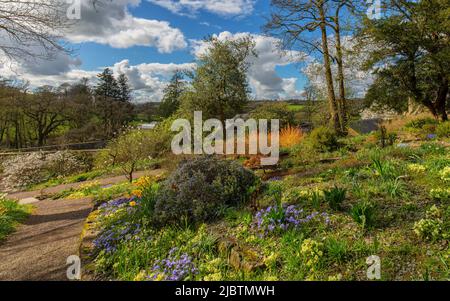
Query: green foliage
xmin=374 ymin=126 xmax=397 ymax=148
xmin=95 ymin=68 xmax=120 ymax=99
xmin=436 ymin=122 xmax=450 ymax=138
xmin=361 ymin=0 xmax=450 ymax=120
xmin=159 ymin=72 xmax=186 ymax=118
xmin=383 ymin=177 xmax=408 ymax=198
xmin=405 ymin=118 xmax=439 ymax=130
xmin=103 ymin=128 xmax=170 ymax=182
xmin=250 ymin=102 xmax=297 ymax=128
xmin=136 ymin=183 xmax=160 ymax=220
xmin=419 ymin=142 xmax=447 ymax=156
xmin=0 ymin=196 xmax=31 ymax=241
xmin=154 ymin=156 xmax=257 ymax=226
xmin=180 ymin=36 xmax=255 ymax=121
xmin=323 ymin=186 xmax=346 ymax=211
xmin=413 ymin=205 xmax=445 ymax=241
xmin=324 ymin=237 xmax=349 ymax=264
xmin=307 ymin=126 xmax=339 ymax=152
xmin=350 ymin=201 xmax=376 ymax=229
xmin=371 ymin=159 xmax=399 ymax=180
xmin=430 ymin=188 xmax=450 ymax=201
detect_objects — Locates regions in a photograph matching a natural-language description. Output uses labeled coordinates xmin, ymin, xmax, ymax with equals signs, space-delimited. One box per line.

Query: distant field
xmin=288 ymin=104 xmax=305 ymax=112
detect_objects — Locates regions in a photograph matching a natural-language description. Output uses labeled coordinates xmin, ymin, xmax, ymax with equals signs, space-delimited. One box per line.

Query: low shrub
xmin=250 ymin=102 xmax=297 ymax=128
xmin=374 ymin=126 xmax=397 ymax=148
xmin=153 ymin=156 xmax=258 ymax=226
xmin=439 ymin=167 xmax=450 ymax=182
xmin=280 ymin=125 xmax=303 ymax=148
xmin=405 ymin=117 xmax=438 ymax=130
xmin=436 ymin=121 xmax=450 ymax=138
xmin=300 ymin=239 xmax=324 ymax=275
xmin=413 ymin=205 xmax=444 ymax=241
xmin=430 ymin=188 xmax=450 ymax=201
xmin=1 ymin=151 xmax=88 ymax=190
xmin=307 ymin=126 xmax=339 ymax=152
xmin=45 ymin=151 xmax=89 ymax=177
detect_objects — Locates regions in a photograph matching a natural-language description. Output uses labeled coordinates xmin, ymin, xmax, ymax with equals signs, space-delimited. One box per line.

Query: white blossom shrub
xmin=45 ymin=151 xmax=88 ymax=178
xmin=2 ymin=152 xmax=48 ymax=190
xmin=1 ymin=151 xmax=88 ymax=190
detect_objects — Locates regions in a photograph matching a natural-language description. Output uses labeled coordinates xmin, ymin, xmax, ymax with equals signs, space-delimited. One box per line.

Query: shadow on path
xmin=0 ymin=198 xmax=93 ymax=281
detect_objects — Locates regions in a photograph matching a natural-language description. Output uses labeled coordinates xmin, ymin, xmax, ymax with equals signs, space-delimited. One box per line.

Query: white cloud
xmin=148 ymin=0 xmax=255 ymax=17
xmin=192 ymin=31 xmax=308 ymax=100
xmin=65 ymin=0 xmax=187 ymax=52
xmin=0 ymin=55 xmax=196 ymax=102
xmin=112 ymin=59 xmax=196 ymax=101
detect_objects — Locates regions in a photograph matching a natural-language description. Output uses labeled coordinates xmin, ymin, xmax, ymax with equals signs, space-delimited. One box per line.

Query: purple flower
xmin=253 ymin=204 xmax=328 ymax=236
xmin=148 ymin=251 xmax=198 ymax=281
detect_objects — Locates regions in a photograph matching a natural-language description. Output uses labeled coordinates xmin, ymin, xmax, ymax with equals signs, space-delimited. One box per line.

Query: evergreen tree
xmin=117 ymin=73 xmax=132 ymax=102
xmin=361 ymin=0 xmax=450 ymax=121
xmin=159 ymin=71 xmax=185 ymax=118
xmin=95 ymin=68 xmax=120 ymax=100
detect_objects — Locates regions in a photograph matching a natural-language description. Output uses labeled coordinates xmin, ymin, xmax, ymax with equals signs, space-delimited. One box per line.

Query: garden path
xmin=0 ymin=169 xmax=164 ymax=280
xmin=0 ymin=197 xmax=92 ymax=280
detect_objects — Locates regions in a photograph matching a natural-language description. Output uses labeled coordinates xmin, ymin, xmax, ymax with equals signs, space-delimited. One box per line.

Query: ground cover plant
xmin=84 ymin=116 xmax=450 ymax=281
xmin=0 ymin=194 xmax=32 ymax=242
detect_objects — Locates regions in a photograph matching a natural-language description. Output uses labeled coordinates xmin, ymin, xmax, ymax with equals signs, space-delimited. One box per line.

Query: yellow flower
xmin=130 ymin=201 xmax=137 ymax=207
xmin=264 ymin=253 xmax=279 ymax=269
xmin=204 ymin=272 xmax=222 ymax=281
xmin=134 ymin=176 xmax=152 ymax=188
xmin=134 ymin=271 xmax=147 ymax=281
xmin=264 ymin=275 xmax=278 ymax=281
xmin=328 ymin=274 xmax=343 ymax=281
xmin=439 ymin=167 xmax=450 ymax=181
xmin=131 ymin=190 xmax=143 ymax=198
xmin=407 ymin=163 xmax=426 ymax=174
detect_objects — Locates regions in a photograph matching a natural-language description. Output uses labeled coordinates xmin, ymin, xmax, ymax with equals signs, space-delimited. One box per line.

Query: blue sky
xmin=2 ymin=0 xmax=316 ymax=102
xmin=79 ymin=1 xmax=271 ymax=69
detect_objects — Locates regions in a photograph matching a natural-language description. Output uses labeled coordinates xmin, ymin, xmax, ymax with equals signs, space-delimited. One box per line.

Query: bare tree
xmin=265 ymin=0 xmax=342 ymax=134
xmin=0 ymin=0 xmax=73 ymax=62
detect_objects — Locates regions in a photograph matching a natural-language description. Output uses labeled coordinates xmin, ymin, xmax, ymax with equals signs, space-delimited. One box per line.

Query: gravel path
xmin=0 ymin=198 xmax=93 ymax=281
xmin=0 ymin=169 xmax=164 ymax=281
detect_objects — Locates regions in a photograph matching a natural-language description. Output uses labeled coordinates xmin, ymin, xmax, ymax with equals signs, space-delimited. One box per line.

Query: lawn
xmin=287 ymin=104 xmax=305 ymax=112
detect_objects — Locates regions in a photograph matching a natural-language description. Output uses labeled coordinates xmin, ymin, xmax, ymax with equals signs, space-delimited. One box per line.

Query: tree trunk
xmin=319 ymin=4 xmax=340 ymax=134
xmin=334 ymin=18 xmax=348 ymax=135
xmin=435 ymin=74 xmax=449 ymax=121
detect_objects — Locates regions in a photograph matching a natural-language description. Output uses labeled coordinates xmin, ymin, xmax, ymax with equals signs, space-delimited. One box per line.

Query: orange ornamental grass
xmin=280 ymin=125 xmax=303 ymax=148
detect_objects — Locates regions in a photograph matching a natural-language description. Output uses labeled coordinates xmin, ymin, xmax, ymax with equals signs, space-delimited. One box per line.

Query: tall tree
xmin=265 ymin=0 xmax=345 ymax=134
xmin=22 ymin=86 xmax=69 ymax=146
xmin=159 ymin=71 xmax=185 ymax=118
xmin=180 ymin=36 xmax=256 ymax=122
xmin=360 ymin=0 xmax=450 ymax=121
xmin=95 ymin=68 xmax=120 ymax=100
xmin=95 ymin=69 xmax=133 ymax=138
xmin=328 ymin=0 xmax=358 ymax=134
xmin=117 ymin=73 xmax=132 ymax=102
